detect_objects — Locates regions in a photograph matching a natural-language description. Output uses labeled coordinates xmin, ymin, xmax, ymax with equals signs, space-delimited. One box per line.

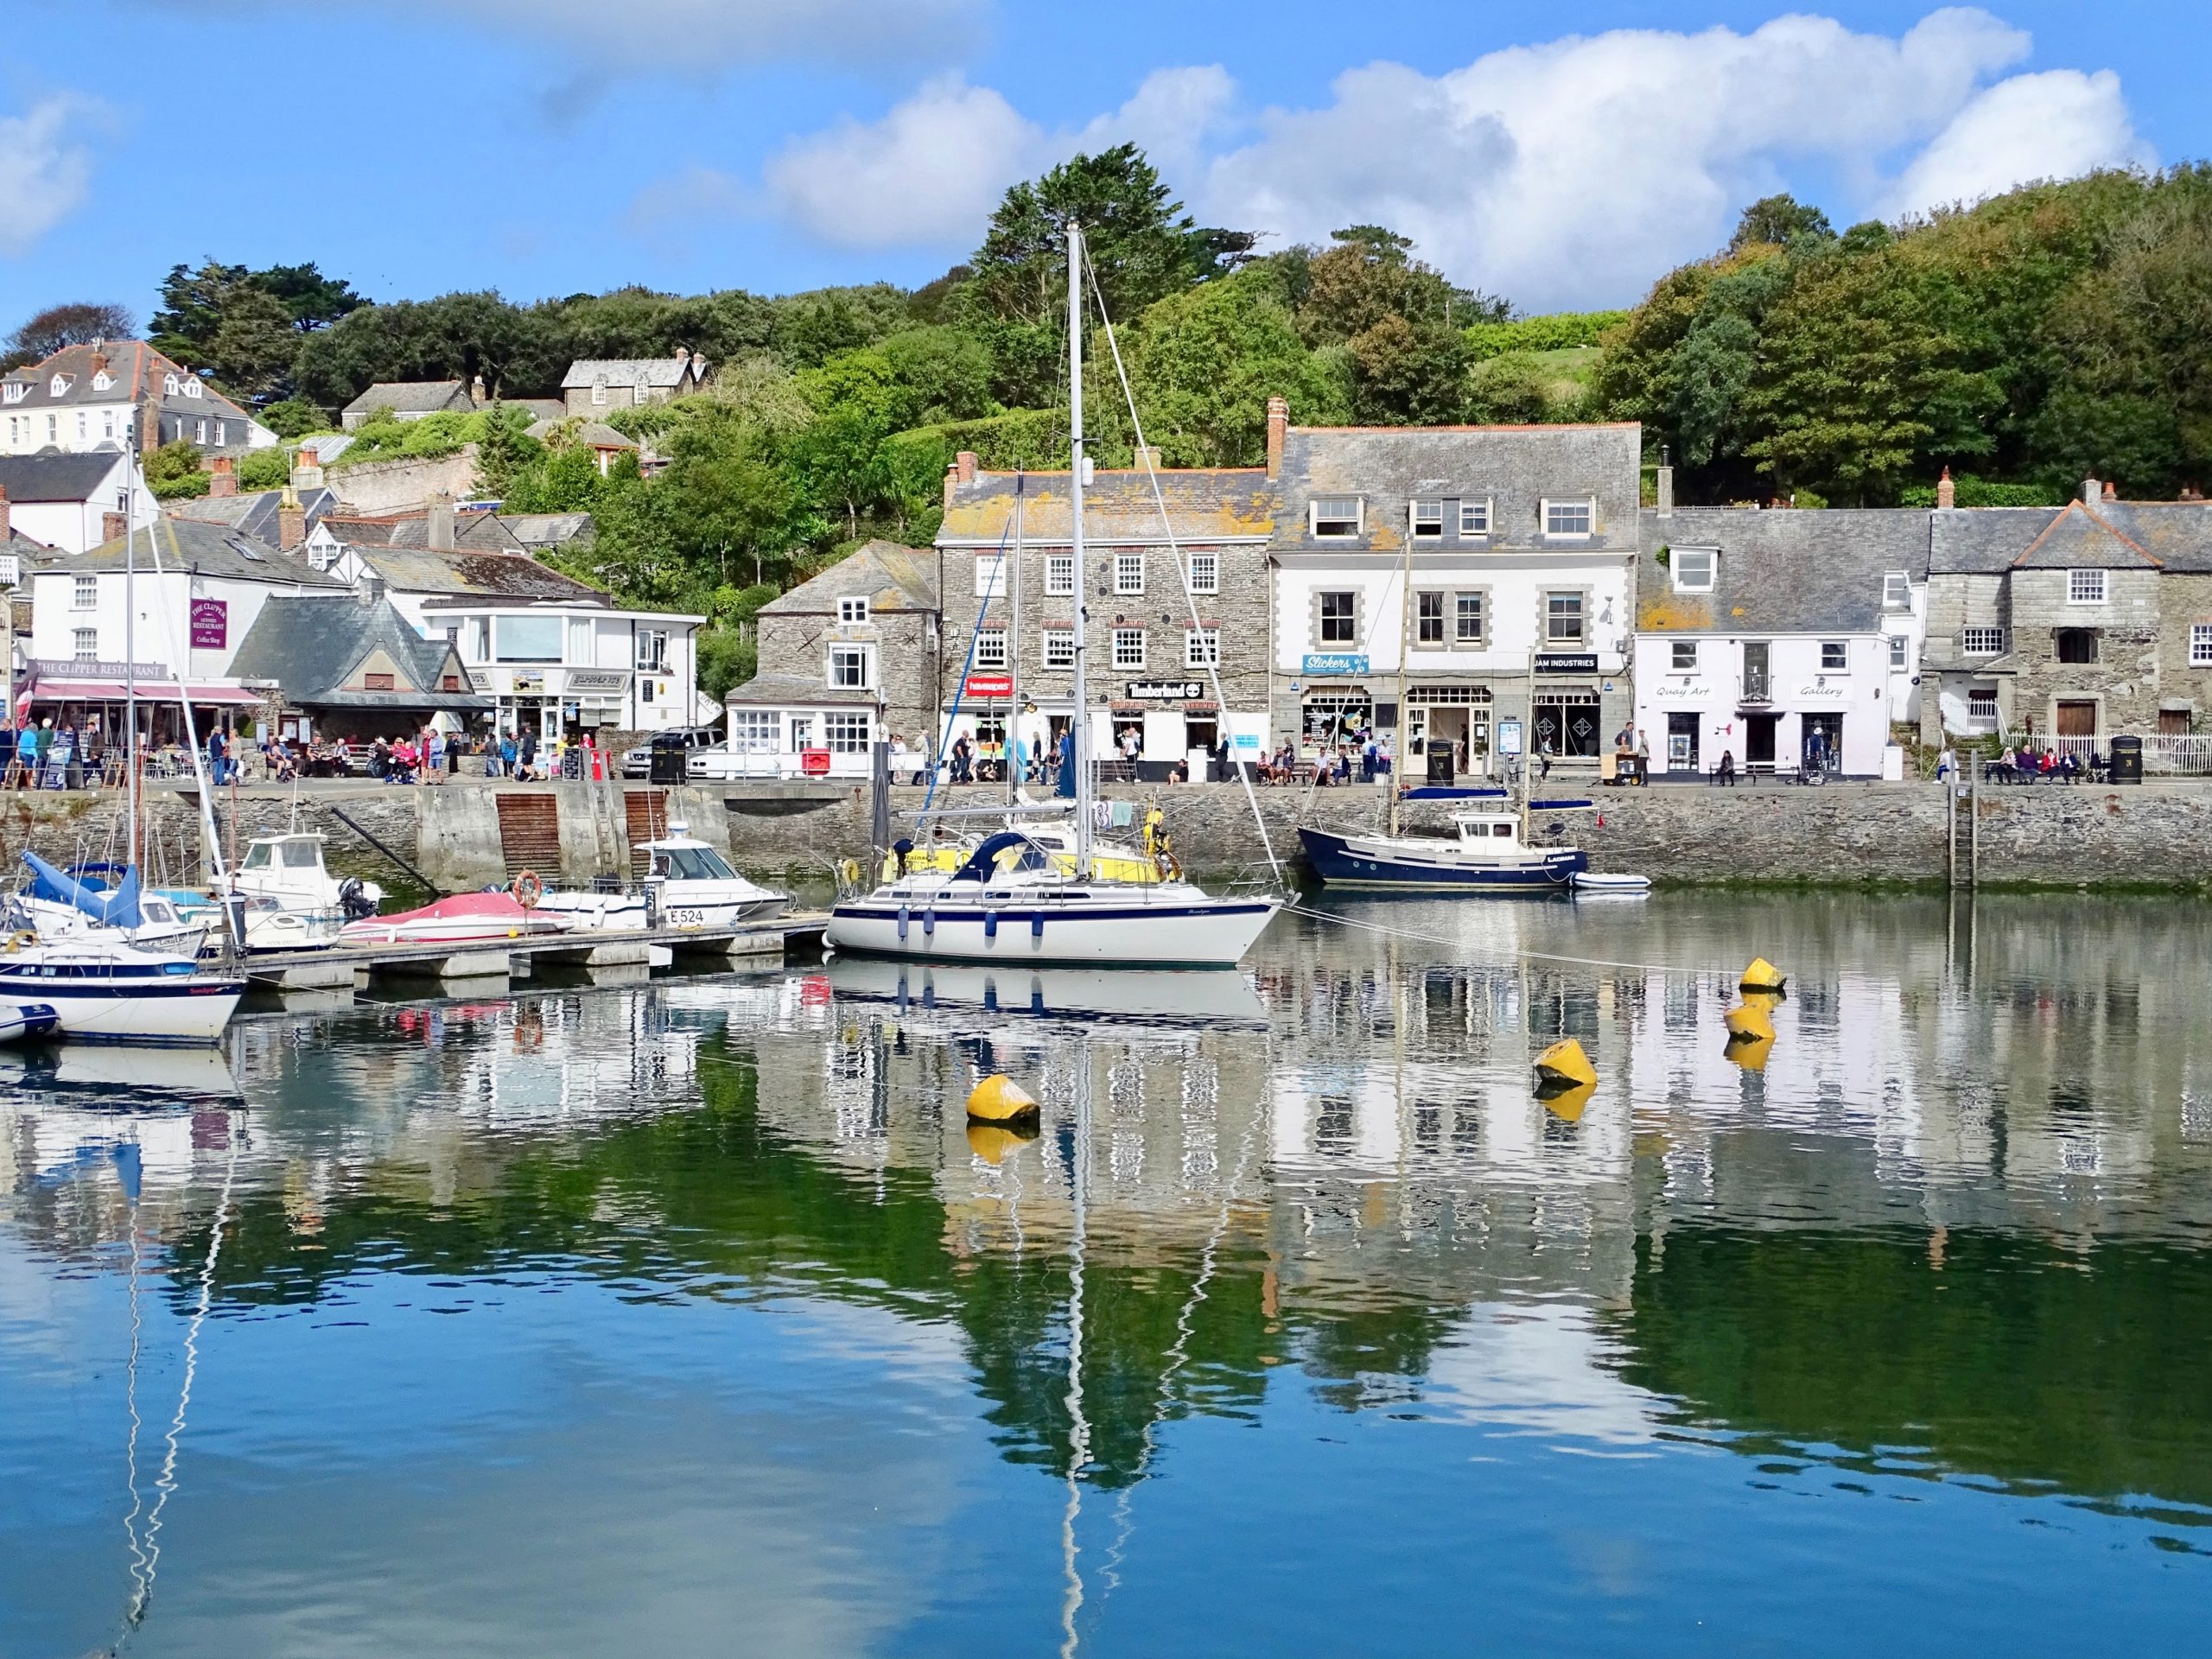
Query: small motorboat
xmin=1299 ymin=812 xmax=1587 ymax=892
xmin=534 ymin=826 xmax=789 ymax=932
xmin=0 ymin=1001 xmax=60 ymax=1044
xmin=0 ymin=936 xmax=244 ymax=1044
xmin=232 ymin=831 xmax=383 ymax=920
xmin=1571 ymin=871 xmax=1651 ymax=894
xmin=340 ymin=892 xmax=569 ymax=947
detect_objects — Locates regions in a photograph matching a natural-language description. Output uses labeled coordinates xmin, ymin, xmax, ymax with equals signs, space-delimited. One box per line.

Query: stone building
xmin=721 ymin=539 xmax=944 ymax=778
xmin=937 ymin=451 xmax=1278 ymax=778
xmin=1632 ymin=505 xmax=1928 ymax=778
xmin=1920 ymin=481 xmax=2212 ymax=743
xmin=1267 ymin=408 xmax=1642 ymax=776
xmin=561 ymin=351 xmax=709 ymax=416
xmin=0 ymin=340 xmax=275 ymax=458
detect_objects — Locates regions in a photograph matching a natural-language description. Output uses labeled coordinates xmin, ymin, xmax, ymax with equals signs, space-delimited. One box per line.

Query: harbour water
xmin=4 ymin=892 xmax=2211 ymax=1656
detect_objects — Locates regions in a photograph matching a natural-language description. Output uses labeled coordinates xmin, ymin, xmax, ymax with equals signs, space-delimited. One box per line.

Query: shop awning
xmin=27 ymin=677 xmax=264 ymax=707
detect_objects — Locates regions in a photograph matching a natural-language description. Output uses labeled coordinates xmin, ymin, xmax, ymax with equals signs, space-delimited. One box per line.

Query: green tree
xmin=1729 ymin=194 xmax=1835 ymax=251
xmin=206 ymin=283 xmax=302 ymax=404
xmin=472 ymin=403 xmax=546 ymax=499
xmin=256 ymin=398 xmax=329 ymax=439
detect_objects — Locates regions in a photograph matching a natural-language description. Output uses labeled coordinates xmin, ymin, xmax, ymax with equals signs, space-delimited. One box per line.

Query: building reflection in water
xmin=6 ymin=892 xmax=2212 ymax=1523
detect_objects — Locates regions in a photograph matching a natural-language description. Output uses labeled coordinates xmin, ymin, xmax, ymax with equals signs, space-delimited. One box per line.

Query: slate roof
xmin=562 ymin=357 xmax=699 ymax=391
xmin=1272 ymin=424 xmax=1643 ymax=555
xmin=940 ymin=468 xmax=1278 ymax=546
xmin=58 ymin=517 xmax=344 ymax=585
xmin=0 ymin=340 xmax=259 ymax=428
xmin=1637 ymin=508 xmax=1931 ymax=634
xmin=1928 ymin=500 xmax=2212 ymax=575
xmin=362 ymin=545 xmax=612 ymax=606
xmin=495 ymin=512 xmax=594 ymax=550
xmin=526 ymin=417 xmax=636 ymax=448
xmin=722 ymin=671 xmax=876 ymax=707
xmin=322 ymin=510 xmax=527 ymax=554
xmin=760 ymin=539 xmax=938 ymax=615
xmin=0 ymin=452 xmax=124 ymax=503
xmin=168 ymin=485 xmax=340 ymax=543
xmin=229 ymin=594 xmax=489 ymax=711
xmin=341 ymin=380 xmax=470 ymax=417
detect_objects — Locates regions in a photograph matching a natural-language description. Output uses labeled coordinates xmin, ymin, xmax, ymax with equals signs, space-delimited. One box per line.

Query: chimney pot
xmin=2103 ymin=480 xmax=2119 ymax=502
xmin=208 ymin=454 xmax=237 ymax=498
xmin=955 ymin=451 xmax=978 ymax=486
xmin=427 ymin=492 xmax=456 ymax=551
xmin=1936 ymin=467 xmax=1956 ymax=511
xmin=1265 ymin=395 xmax=1289 ymax=480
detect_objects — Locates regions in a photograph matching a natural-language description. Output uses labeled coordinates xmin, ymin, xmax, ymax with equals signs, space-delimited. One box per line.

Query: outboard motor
xmin=337 ymin=876 xmax=378 ymax=920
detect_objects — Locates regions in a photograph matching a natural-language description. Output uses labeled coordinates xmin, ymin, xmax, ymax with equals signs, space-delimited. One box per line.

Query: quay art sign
xmin=1301 ymin=653 xmax=1370 ymax=677
xmin=1653 ymin=682 xmax=1708 ymax=701
xmin=189 ymin=598 xmax=226 ymax=650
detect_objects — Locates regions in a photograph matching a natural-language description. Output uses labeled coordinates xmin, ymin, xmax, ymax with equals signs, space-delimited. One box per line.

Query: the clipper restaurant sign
xmin=189 ymin=599 xmax=226 ymax=650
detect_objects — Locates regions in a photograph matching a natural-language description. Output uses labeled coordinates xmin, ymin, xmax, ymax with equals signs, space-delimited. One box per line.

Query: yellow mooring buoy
xmin=1540 ymin=1077 xmax=1597 ymax=1123
xmin=1533 ymin=1037 xmax=1597 ymax=1090
xmin=1740 ymin=957 xmax=1787 ymax=994
xmin=966 ymin=1122 xmax=1035 ymax=1164
xmin=966 ymin=1073 xmax=1040 ymax=1125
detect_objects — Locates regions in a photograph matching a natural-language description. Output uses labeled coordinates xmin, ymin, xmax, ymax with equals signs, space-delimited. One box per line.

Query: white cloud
xmin=757 ymin=66 xmax=1237 ymax=252
xmin=0 ymin=96 xmax=100 ymax=259
xmin=1883 ymin=69 xmax=2150 ymax=215
xmin=426 ymin=0 xmax=982 ymax=67
xmin=748 ymin=8 xmax=2149 ymax=310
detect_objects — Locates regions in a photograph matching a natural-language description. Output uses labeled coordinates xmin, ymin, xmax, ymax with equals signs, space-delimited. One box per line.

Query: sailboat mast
xmin=1007 ymin=469 xmax=1023 ymax=810
xmin=1391 ymin=513 xmax=1413 ymax=836
xmin=1069 ymin=222 xmax=1092 ymax=877
xmin=125 ymin=430 xmax=140 ymax=868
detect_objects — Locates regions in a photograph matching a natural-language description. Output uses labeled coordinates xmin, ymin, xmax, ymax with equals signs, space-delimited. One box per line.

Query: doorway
xmin=2056 ymin=701 xmax=2097 ymax=738
xmin=1535 ymin=698 xmax=1600 ymax=759
xmin=1745 ymin=714 xmax=1778 ymax=769
xmin=1666 ymin=712 xmax=1700 ymax=773
xmin=1800 ymin=712 xmax=1843 ymax=771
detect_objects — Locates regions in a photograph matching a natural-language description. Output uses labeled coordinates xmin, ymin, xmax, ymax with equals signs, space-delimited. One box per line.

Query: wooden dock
xmin=243 ymin=912 xmax=830 ymax=998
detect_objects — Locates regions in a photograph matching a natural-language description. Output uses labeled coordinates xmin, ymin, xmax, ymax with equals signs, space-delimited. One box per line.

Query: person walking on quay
xmin=518 ymin=728 xmax=538 ymax=782
xmin=951 ymin=733 xmax=974 ymax=784
xmin=29 ymin=718 xmax=53 ymax=789
xmin=425 ymin=725 xmax=447 ymax=785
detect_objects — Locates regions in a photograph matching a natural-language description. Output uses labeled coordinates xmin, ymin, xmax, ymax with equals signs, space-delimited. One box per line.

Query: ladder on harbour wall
xmin=624 ymin=789 xmax=668 ymax=877
xmin=1947 ymin=758 xmax=1980 ymax=888
xmin=493 ymin=792 xmax=563 ymax=880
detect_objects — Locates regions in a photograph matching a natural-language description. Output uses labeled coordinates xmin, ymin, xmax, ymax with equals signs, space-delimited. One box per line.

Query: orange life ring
xmin=511 ymin=869 xmax=544 ymax=909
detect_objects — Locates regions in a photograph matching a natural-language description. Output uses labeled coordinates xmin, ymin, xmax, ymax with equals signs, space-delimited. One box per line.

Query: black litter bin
xmin=2109 ymin=734 xmax=2143 ymax=784
xmin=1426 ymin=745 xmax=1456 ymax=785
xmin=649 ymin=742 xmax=686 ymax=785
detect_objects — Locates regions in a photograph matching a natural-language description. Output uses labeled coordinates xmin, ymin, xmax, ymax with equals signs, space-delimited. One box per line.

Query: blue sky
xmin=2 ymin=1 xmax=2200 ymax=330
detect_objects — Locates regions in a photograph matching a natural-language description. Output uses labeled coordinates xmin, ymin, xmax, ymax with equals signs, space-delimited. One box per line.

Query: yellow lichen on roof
xmin=1637 ymin=596 xmax=1717 ymax=631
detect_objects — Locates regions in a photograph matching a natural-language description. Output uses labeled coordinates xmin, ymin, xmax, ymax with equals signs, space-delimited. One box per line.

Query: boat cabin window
xmin=653 ymin=845 xmax=739 ymax=881
xmin=241 ymin=842 xmax=274 ymax=870
xmin=282 ymin=841 xmax=322 ymax=868
xmin=1493 ymin=823 xmax=1513 ymax=837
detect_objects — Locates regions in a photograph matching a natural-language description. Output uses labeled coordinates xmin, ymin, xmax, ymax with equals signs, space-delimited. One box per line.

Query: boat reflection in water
xmin=5 ymin=892 xmax=2212 ymax=1656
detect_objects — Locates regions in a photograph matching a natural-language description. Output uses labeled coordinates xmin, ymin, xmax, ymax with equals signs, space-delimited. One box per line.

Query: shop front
xmin=1532 ymin=686 xmax=1603 ymax=760
xmin=1405 ymin=684 xmax=1493 ymax=779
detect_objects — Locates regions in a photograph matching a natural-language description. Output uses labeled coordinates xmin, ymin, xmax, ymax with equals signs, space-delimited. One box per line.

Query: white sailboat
xmin=827 ymin=222 xmax=1282 ymax=969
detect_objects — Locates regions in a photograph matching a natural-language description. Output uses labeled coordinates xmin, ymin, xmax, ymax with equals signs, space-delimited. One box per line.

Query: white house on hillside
xmin=0 ymin=452 xmax=156 ymax=554
xmin=0 ymin=340 xmax=275 ymax=457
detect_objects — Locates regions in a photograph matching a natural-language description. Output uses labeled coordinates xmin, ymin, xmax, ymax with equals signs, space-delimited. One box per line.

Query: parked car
xmin=623 ymin=724 xmax=721 ymax=780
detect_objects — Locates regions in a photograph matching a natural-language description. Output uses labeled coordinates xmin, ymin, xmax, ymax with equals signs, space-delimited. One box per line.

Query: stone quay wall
xmin=3 ymin=776 xmax=2209 ymax=893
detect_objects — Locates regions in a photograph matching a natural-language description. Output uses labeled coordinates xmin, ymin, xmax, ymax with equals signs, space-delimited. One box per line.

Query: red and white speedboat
xmin=340 ymin=893 xmax=569 ymax=947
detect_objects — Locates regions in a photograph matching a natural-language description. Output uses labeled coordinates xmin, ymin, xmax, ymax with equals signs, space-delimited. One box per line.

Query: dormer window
xmin=1410 ymin=499 xmax=1445 ymax=539
xmin=838 ymin=596 xmax=870 ymax=625
xmin=92 ymin=372 xmax=111 ymax=391
xmin=1542 ymin=498 xmax=1595 ymax=538
xmin=1311 ymin=495 xmax=1363 ymax=538
xmin=1883 ymin=571 xmax=1910 ymax=608
xmin=2 ymin=383 xmax=22 ymax=404
xmin=1670 ymin=547 xmax=1716 ymax=593
xmin=184 ymin=378 xmax=203 ymax=398
xmin=49 ymin=374 xmax=70 ymax=397
xmin=163 ymin=374 xmax=179 ymax=396
xmin=1459 ymin=498 xmax=1491 ymax=537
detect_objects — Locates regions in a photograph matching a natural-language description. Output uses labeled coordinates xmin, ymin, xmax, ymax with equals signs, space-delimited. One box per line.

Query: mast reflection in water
xmin=4 ymin=891 xmax=2212 ymax=1657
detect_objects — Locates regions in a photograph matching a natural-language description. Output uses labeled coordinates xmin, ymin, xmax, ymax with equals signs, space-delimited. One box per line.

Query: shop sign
xmin=1795 ymin=682 xmax=1850 ymax=701
xmin=1653 ymin=682 xmax=1706 ymax=701
xmin=189 ymin=599 xmax=226 ymax=650
xmin=511 ymin=671 xmax=545 ymax=694
xmin=1232 ymin=731 xmax=1262 ymax=751
xmin=1301 ymin=653 xmax=1370 ymax=677
xmin=1535 ymin=652 xmax=1598 ymax=673
xmin=567 ymin=670 xmax=628 ymax=692
xmin=963 ymin=673 xmax=1014 ymax=699
xmin=1498 ymin=717 xmax=1524 ymax=756
xmin=1125 ymin=679 xmax=1205 ymax=700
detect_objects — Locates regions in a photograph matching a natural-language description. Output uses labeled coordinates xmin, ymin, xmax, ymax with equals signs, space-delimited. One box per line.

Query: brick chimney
xmin=276 ymin=484 xmax=306 ymax=551
xmin=1265 ymin=396 xmax=1288 ymax=480
xmin=89 ymin=349 xmax=108 ymax=377
xmin=1133 ymin=444 xmax=1161 ymax=472
xmin=427 ymin=491 xmax=456 ymax=551
xmin=0 ymin=485 xmax=10 ymax=543
xmin=208 ymin=454 xmax=237 ymax=498
xmin=470 ymin=372 xmax=487 ymax=407
xmin=102 ymin=509 xmax=127 ymax=544
xmin=2103 ymin=480 xmax=2119 ymax=503
xmin=1936 ymin=467 xmax=1956 ymax=511
xmin=2082 ymin=476 xmax=2101 ymax=505
xmin=291 ymin=448 xmax=325 ymax=492
xmin=955 ymin=450 xmax=978 ymax=485
xmin=1656 ymin=445 xmax=1675 ymax=517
